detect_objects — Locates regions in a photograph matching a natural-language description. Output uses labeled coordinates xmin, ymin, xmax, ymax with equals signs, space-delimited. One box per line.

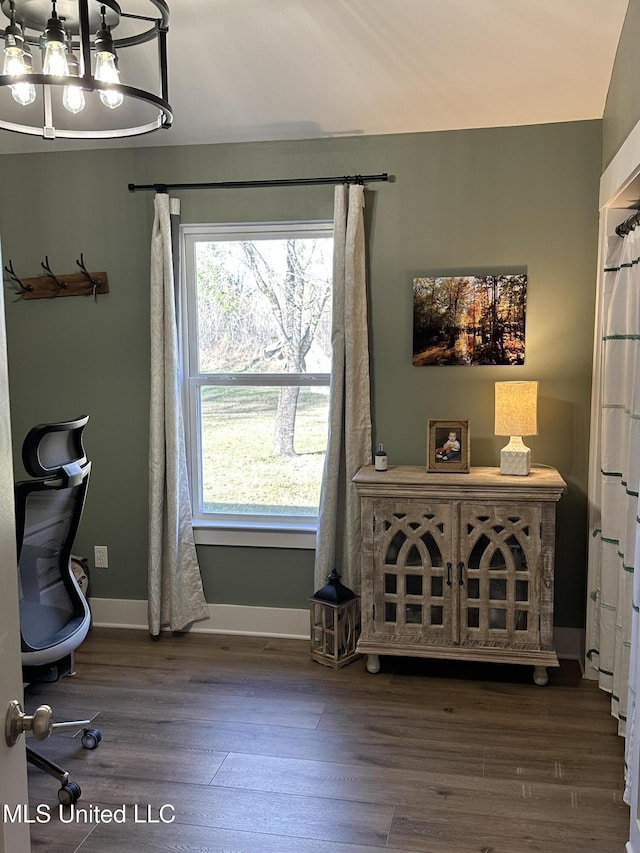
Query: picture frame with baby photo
xmin=427 ymin=419 xmax=470 ymax=473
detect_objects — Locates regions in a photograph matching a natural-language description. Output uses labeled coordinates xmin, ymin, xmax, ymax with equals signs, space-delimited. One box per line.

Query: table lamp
xmin=494 ymin=380 xmax=538 ymax=475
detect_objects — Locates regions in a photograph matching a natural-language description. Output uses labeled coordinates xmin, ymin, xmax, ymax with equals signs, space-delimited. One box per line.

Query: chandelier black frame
xmin=0 ymin=0 xmax=172 ymax=139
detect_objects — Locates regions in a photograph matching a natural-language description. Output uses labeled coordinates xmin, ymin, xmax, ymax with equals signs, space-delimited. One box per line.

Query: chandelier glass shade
xmin=0 ymin=0 xmax=172 ymax=140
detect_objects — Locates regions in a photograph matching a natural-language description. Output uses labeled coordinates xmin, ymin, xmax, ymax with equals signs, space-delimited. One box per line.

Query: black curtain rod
xmin=616 ymin=208 xmax=640 ymax=237
xmin=128 ymin=173 xmax=390 ymax=193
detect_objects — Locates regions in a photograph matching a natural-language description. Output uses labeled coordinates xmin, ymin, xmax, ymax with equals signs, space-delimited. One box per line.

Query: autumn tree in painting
xmin=412 ymin=275 xmax=527 ymax=365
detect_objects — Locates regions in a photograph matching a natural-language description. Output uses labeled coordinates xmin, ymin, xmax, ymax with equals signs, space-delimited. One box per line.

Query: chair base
xmin=23 ymin=653 xmax=73 ymax=685
xmin=27 ymin=745 xmax=70 ymax=786
xmin=26 ymin=724 xmax=102 ymax=805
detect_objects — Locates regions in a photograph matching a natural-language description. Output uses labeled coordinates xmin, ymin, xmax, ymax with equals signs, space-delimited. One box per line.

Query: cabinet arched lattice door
xmin=355 ymin=466 xmax=566 ymax=685
xmin=373 ymin=502 xmax=453 ymax=644
xmin=459 ymin=505 xmax=541 ymax=647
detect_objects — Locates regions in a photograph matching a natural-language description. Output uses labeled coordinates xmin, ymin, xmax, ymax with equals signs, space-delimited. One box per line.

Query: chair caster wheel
xmin=81 ymin=727 xmax=102 ymax=749
xmin=58 ymin=781 xmax=81 ymax=805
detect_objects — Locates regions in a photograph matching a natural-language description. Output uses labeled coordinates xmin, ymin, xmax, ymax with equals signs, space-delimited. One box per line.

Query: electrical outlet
xmin=94 ymin=546 xmax=108 ymax=569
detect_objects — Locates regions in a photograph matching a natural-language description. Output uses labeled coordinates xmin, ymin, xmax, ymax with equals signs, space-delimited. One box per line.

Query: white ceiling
xmin=0 ymin=0 xmax=630 ymax=154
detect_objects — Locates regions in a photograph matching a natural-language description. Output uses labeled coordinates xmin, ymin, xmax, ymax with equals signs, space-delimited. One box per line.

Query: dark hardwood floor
xmin=23 ymin=627 xmax=628 ymax=852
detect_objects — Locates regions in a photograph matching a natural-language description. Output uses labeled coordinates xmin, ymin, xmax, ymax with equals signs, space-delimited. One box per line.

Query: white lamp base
xmin=500 ymin=435 xmax=531 ymax=476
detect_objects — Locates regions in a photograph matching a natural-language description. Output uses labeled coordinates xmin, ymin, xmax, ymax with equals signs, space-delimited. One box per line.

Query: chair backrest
xmin=15 ymin=416 xmax=92 ymax=668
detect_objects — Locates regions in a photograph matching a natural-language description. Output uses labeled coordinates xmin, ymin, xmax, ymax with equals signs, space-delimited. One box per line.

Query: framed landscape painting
xmin=413 ymin=274 xmax=527 ymax=366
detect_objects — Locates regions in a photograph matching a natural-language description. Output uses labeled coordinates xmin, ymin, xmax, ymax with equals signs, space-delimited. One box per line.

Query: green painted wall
xmin=603 ymin=0 xmax=640 ymax=167
xmin=2 ymin=119 xmax=601 ymax=627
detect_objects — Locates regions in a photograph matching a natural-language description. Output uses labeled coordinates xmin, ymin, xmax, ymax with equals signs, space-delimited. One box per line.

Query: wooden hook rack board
xmin=20 ymin=271 xmax=109 ymax=299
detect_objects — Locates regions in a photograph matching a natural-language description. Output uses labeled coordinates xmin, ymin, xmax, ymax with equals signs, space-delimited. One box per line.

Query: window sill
xmin=193 ymin=520 xmax=317 ymax=550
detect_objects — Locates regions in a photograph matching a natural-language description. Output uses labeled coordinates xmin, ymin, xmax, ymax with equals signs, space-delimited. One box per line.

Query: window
xmin=181 ymin=222 xmax=333 ymax=546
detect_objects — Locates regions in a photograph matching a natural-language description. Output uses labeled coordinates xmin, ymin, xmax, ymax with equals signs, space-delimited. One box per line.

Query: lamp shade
xmin=495 ymin=381 xmax=538 ymax=437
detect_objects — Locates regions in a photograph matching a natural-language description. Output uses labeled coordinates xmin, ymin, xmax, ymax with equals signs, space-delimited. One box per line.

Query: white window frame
xmin=180 ymin=221 xmax=333 ymax=549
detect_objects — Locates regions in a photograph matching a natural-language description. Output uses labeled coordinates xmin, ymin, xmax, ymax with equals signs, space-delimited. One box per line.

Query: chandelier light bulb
xmin=11 ymin=79 xmax=36 ymax=106
xmin=95 ymin=52 xmax=123 ymax=109
xmin=11 ymin=34 xmax=35 ymax=106
xmin=62 ymin=81 xmax=85 ymax=113
xmin=3 ymin=5 xmax=25 ymax=76
xmin=43 ymin=39 xmax=68 ymax=76
xmin=11 ymin=80 xmax=35 ymax=105
xmin=12 ymin=82 xmax=36 ymax=105
xmin=94 ymin=8 xmax=123 ymax=110
xmin=3 ymin=42 xmax=24 ymax=75
xmin=63 ymin=40 xmax=85 ymax=114
xmin=42 ymin=1 xmax=69 ymax=76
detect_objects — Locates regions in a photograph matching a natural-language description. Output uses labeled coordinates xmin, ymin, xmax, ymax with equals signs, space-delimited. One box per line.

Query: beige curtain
xmin=148 ymin=193 xmax=208 ymax=635
xmin=314 ymin=184 xmax=372 ymax=592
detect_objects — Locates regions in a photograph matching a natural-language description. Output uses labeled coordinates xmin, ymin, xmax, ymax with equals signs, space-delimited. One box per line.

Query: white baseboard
xmin=90 ymin=597 xmax=585 ymax=661
xmin=89 ymin=598 xmax=309 ymax=639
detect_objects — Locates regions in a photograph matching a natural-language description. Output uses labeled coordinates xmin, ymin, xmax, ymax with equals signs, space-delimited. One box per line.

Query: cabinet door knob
xmin=446 ymin=562 xmax=452 ymax=586
xmin=458 ymin=562 xmax=465 ymax=586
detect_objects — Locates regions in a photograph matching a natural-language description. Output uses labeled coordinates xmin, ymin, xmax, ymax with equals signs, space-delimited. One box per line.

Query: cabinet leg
xmin=366 ymin=654 xmax=381 ymax=674
xmin=533 ymin=666 xmax=548 ymax=686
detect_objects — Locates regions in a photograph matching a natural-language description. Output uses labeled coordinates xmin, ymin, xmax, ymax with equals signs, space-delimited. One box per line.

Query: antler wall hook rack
xmin=4 ymin=259 xmax=32 ymax=297
xmin=3 ymin=257 xmax=109 ymax=301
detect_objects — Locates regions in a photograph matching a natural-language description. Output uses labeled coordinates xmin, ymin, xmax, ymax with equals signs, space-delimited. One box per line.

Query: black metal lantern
xmin=309 ymin=569 xmax=361 ymax=669
xmin=0 ymin=0 xmax=172 ymax=140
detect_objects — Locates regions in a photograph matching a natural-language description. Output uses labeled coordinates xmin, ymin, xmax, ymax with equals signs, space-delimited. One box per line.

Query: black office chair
xmin=15 ymin=415 xmax=102 ymax=806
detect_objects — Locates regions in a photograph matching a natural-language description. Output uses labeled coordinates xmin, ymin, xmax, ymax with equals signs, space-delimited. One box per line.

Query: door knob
xmin=5 ymin=699 xmax=53 ymax=746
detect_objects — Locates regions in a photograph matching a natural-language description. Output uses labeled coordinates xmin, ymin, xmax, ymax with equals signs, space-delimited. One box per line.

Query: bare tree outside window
xmin=183 ymin=225 xmax=333 ymax=519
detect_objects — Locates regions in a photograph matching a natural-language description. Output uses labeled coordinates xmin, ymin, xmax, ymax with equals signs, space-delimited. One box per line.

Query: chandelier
xmin=0 ymin=0 xmax=171 ymax=140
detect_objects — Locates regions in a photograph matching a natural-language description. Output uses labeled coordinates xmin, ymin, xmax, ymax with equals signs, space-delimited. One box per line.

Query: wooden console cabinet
xmin=353 ymin=465 xmax=566 ymax=684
